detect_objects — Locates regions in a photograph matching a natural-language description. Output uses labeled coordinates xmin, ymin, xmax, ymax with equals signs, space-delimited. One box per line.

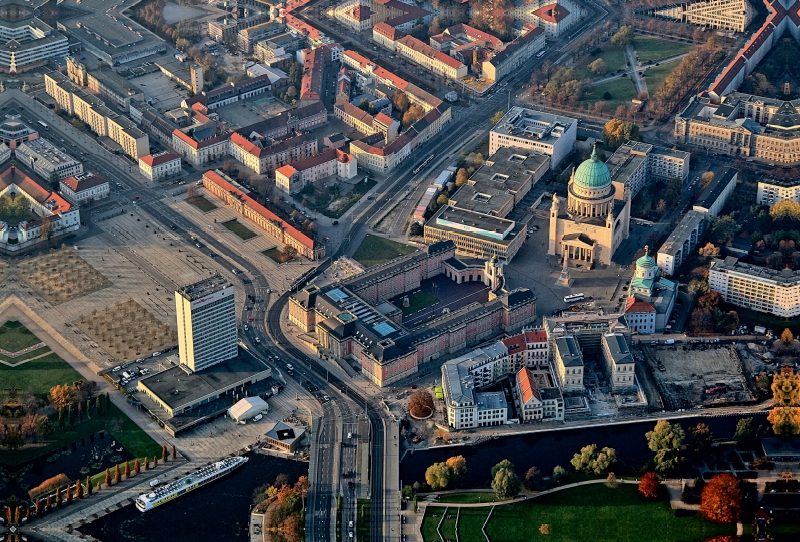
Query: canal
xmin=77 ymin=454 xmax=308 ymax=542
xmin=399 ymin=413 xmax=769 ymax=488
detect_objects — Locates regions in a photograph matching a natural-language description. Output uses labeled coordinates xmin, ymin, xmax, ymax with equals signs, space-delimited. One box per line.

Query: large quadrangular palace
xmin=548 ymin=147 xmax=631 ymax=267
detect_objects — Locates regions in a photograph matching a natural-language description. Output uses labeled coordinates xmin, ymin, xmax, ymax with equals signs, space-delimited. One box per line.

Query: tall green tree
xmin=424 ymin=462 xmax=452 ymax=490
xmin=646 ymin=420 xmax=685 ymax=474
xmin=492 ymin=467 xmax=521 ymax=500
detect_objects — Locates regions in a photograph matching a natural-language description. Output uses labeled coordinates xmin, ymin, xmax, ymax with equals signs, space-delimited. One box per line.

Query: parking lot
xmin=108 ymin=349 xmax=178 ymax=393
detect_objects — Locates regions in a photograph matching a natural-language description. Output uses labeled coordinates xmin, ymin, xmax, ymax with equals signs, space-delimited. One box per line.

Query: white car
xmin=152 ymin=351 xmax=161 ymax=357
xmin=244 ymin=325 xmax=249 ymax=331
xmin=255 ymin=338 xmax=261 ymax=343
xmin=112 ymin=366 xmax=121 ymax=372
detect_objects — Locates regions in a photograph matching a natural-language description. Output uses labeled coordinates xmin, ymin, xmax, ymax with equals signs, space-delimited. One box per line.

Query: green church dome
xmin=573 ymin=146 xmax=611 ymax=190
xmin=636 ymin=246 xmax=656 ymax=269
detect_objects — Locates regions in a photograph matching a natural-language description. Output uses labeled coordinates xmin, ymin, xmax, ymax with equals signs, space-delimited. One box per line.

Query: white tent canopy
xmin=228 ymin=396 xmax=269 ymax=422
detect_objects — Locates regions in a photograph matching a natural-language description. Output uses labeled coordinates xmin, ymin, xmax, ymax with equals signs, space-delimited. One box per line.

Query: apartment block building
xmin=606 ymin=141 xmax=690 ymax=199
xmin=709 ymin=257 xmax=800 ymax=317
xmin=44 ymin=71 xmax=149 ymax=159
xmin=657 ymin=210 xmax=706 ymax=276
xmin=757 ymin=176 xmax=800 ymax=206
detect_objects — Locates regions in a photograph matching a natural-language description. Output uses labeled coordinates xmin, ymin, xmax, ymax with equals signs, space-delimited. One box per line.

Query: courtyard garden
xmin=296 ymin=177 xmax=377 ymax=219
xmin=420 ymin=484 xmax=735 ymax=542
xmin=352 ymin=235 xmax=416 ymax=268
xmin=73 ymin=298 xmax=177 ymax=361
xmin=221 ymin=219 xmax=257 ymax=240
xmin=393 ymin=291 xmax=440 ymax=316
xmin=14 ymin=246 xmax=112 ymax=306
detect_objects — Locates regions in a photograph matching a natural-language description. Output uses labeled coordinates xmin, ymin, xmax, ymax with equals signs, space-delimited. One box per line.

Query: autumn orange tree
xmin=408 ymin=390 xmax=434 ymax=418
xmin=48 ymin=384 xmax=75 ymax=410
xmin=700 ymin=473 xmax=742 ymax=523
xmin=769 ymin=370 xmax=800 ymax=437
xmin=638 ymin=472 xmax=659 ymax=498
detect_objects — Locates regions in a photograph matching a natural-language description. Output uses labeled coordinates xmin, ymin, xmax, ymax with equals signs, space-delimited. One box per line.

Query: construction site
xmin=638 ymin=343 xmax=755 ymax=411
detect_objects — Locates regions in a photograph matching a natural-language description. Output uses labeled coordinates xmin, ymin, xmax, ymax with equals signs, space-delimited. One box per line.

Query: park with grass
xmin=420 ymin=483 xmax=734 ymax=542
xmin=352 ymin=234 xmax=416 ymax=268
xmin=296 ymin=178 xmax=377 ymax=219
xmin=0 ymin=319 xmax=162 ymax=514
xmin=564 ymin=31 xmax=697 ymax=113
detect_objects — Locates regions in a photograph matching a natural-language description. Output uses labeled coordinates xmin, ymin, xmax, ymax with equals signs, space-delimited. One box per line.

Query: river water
xmin=77 ymin=454 xmax=308 ymax=542
xmin=399 ymin=413 xmax=769 ymax=487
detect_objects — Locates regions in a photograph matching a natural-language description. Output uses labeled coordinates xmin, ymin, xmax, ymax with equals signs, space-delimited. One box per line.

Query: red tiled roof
xmin=0 ymin=165 xmax=72 ymax=214
xmin=374 ymin=22 xmax=405 ymax=41
xmin=139 ymin=152 xmax=179 ymax=167
xmin=396 ymin=35 xmax=465 ymax=70
xmin=373 ymin=111 xmax=395 ymax=127
xmin=203 ymin=169 xmax=315 ymax=250
xmin=625 ymin=298 xmax=656 ymax=313
xmin=275 ymin=164 xmax=297 ymax=178
xmin=524 ymin=329 xmax=547 ymax=343
xmin=517 ymin=367 xmax=540 ymax=404
xmin=532 ymin=3 xmax=570 ymax=24
xmin=61 ymin=174 xmax=108 ymax=192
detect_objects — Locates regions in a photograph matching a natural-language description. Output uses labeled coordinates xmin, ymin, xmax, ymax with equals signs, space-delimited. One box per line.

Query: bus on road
xmin=563 ymin=293 xmax=585 ymax=304
xmin=37 ymin=120 xmax=48 ymax=129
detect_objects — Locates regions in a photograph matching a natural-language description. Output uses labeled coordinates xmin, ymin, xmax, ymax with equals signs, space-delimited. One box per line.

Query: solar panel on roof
xmin=373 ymin=322 xmax=395 ymax=337
xmin=327 ymin=288 xmax=349 ymax=301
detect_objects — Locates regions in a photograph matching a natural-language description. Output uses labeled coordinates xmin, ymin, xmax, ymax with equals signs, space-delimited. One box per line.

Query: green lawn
xmin=421 ymin=507 xmax=444 ymax=542
xmin=483 ymin=484 xmax=735 ymax=542
xmin=440 ymin=512 xmax=457 ymax=541
xmin=437 ymin=492 xmax=499 ymax=504
xmin=575 ymin=45 xmax=627 ymax=80
xmin=456 ymin=508 xmax=491 ymax=542
xmin=262 ymin=247 xmax=283 ymax=264
xmin=0 ymin=352 xmax=85 ymax=398
xmin=357 ymin=499 xmax=371 ymax=541
xmin=188 ymin=196 xmax=218 ymax=212
xmin=633 ymin=36 xmax=694 ymax=64
xmin=352 ymin=235 xmax=416 ymax=268
xmin=0 ymin=320 xmax=43 ymax=352
xmin=5 ymin=402 xmax=162 ymax=466
xmin=642 ymin=60 xmax=681 ymax=98
xmin=582 ymin=77 xmax=638 ymax=110
xmin=394 ymin=291 xmax=440 ymax=316
xmin=0 ymin=347 xmax=53 ymax=365
xmin=221 ymin=219 xmax=257 ymax=240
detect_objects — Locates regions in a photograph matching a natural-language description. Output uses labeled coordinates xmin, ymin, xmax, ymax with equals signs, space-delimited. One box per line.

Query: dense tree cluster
xmin=649 ymin=38 xmax=723 ymax=118
xmin=646 ymin=420 xmax=685 ymax=475
xmin=601 ymin=119 xmax=639 ymax=151
xmin=253 ymin=474 xmax=310 ymax=542
xmin=570 ymin=444 xmax=618 ymax=474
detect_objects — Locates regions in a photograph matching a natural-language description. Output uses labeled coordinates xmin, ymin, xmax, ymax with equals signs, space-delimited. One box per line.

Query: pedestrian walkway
xmin=29 ymin=460 xmax=187 ymax=542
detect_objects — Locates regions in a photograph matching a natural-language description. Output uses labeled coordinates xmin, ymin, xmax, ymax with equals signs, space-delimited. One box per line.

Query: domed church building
xmin=548 ymin=146 xmax=631 ymax=267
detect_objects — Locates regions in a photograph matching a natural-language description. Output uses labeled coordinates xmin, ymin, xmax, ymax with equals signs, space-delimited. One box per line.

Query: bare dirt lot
xmin=641 ymin=345 xmax=752 ymax=410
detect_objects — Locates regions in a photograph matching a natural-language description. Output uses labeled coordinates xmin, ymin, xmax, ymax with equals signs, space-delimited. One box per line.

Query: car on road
xmin=244 ymin=325 xmax=249 ymax=331
xmin=152 ymin=351 xmax=161 ymax=357
xmin=112 ymin=366 xmax=121 ymax=372
xmin=255 ymin=338 xmax=261 ymax=344
xmin=410 ymin=385 xmax=417 ymax=389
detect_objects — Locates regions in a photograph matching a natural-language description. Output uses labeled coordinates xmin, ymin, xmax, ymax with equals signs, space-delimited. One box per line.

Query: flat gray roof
xmin=491 ymin=106 xmax=576 ymax=143
xmin=658 ymin=210 xmax=705 ymax=257
xmin=695 ymin=167 xmax=737 ymax=210
xmin=57 ymin=0 xmax=165 ymax=62
xmin=138 ymin=352 xmax=270 ymax=411
xmin=177 ymin=274 xmax=233 ymax=301
xmin=476 ymin=391 xmax=507 ymax=411
xmin=427 ymin=205 xmax=523 ymax=245
xmin=555 ymin=335 xmax=583 ymax=367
